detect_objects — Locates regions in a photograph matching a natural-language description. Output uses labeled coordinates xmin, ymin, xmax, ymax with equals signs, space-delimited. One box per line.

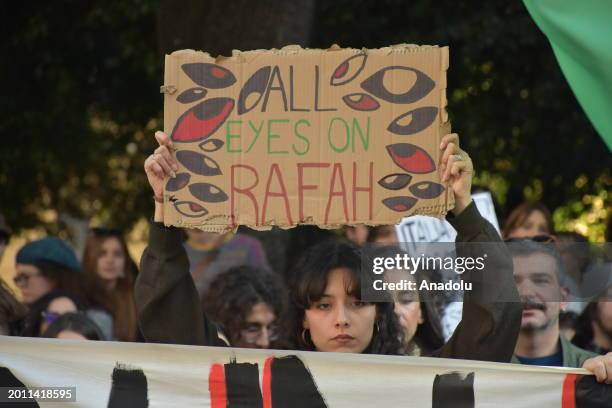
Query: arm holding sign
xmin=431 ymin=134 xmax=523 ymax=362
xmin=135 ymin=131 xmax=226 ymax=347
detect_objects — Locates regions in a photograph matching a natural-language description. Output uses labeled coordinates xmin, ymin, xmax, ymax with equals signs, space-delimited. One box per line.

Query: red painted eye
xmin=386 ymin=143 xmax=436 ymax=174
xmin=361 ymin=66 xmax=434 ymax=104
xmin=165 ymin=172 xmax=191 ymax=192
xmin=388 ymin=107 xmax=438 ymax=135
xmin=409 ymin=181 xmax=445 ymax=199
xmin=199 ymin=138 xmax=224 ymax=152
xmin=238 ymin=66 xmax=271 ymax=114
xmin=174 ymin=200 xmax=208 ymax=218
xmin=342 ymin=93 xmax=380 ymax=111
xmin=382 ymin=196 xmax=418 ymax=212
xmin=176 ymin=150 xmax=222 ymax=176
xmin=330 ymin=54 xmax=367 ymax=86
xmin=181 ymin=63 xmax=236 ymax=89
xmin=378 ymin=173 xmax=412 ymax=190
xmin=176 ymin=87 xmax=207 ymax=104
xmin=171 ymin=97 xmax=234 ymax=143
xmin=189 ymin=182 xmax=228 ymax=203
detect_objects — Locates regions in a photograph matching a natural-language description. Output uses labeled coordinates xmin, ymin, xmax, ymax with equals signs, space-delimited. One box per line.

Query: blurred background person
xmin=366 ymin=225 xmax=399 ymax=245
xmin=203 ymin=265 xmax=287 ymax=349
xmin=0 ymin=279 xmax=26 ymax=335
xmin=13 ymin=237 xmax=83 ymax=306
xmin=342 ymin=225 xmax=370 ymax=246
xmin=509 ymin=239 xmax=595 ymax=367
xmin=42 ymin=312 xmax=104 ymax=341
xmin=183 ymin=228 xmax=270 ymax=298
xmin=82 ymin=227 xmax=139 ymax=342
xmin=18 ymin=291 xmax=85 ymax=337
xmin=503 ymin=202 xmax=554 ymax=239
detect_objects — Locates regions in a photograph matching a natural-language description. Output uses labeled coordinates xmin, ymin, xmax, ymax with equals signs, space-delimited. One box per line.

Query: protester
xmin=17 ymin=290 xmax=84 ymax=337
xmin=366 ymin=225 xmax=398 ymax=245
xmin=183 ymin=227 xmax=270 ymax=298
xmin=342 ymin=225 xmax=370 ymax=246
xmin=0 ymin=279 xmax=26 ymax=335
xmin=509 ymin=239 xmax=596 ymax=367
xmin=13 ymin=237 xmax=83 ymax=305
xmin=502 ymin=201 xmax=554 ymax=239
xmin=42 ymin=312 xmax=104 ymax=341
xmin=82 ymin=228 xmax=139 ymax=342
xmin=137 ymin=131 xmax=524 ymax=363
xmin=203 ymin=265 xmax=287 ymax=348
xmin=0 ymin=212 xmax=11 ymax=262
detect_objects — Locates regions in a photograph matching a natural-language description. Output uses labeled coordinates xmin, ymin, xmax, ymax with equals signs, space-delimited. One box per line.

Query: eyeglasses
xmin=240 ymin=323 xmax=281 ymax=344
xmin=504 ymin=235 xmax=557 ymax=243
xmin=41 ymin=311 xmax=62 ymax=326
xmin=13 ymin=272 xmax=42 ymax=287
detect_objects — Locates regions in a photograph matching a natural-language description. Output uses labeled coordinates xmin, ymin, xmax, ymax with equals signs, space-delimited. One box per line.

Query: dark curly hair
xmin=289 ymin=240 xmax=404 ymax=355
xmin=203 ymin=265 xmax=288 ymax=348
xmin=42 ymin=312 xmax=104 ymax=340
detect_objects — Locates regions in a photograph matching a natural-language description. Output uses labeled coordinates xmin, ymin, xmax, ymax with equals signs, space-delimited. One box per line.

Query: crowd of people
xmin=1 ymin=131 xmax=611 ymax=384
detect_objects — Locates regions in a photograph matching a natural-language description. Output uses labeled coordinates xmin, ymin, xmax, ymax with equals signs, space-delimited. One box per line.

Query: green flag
xmin=524 ymin=0 xmax=612 ymax=150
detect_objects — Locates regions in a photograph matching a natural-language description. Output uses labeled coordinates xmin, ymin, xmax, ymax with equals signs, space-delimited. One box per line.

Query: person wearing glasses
xmin=13 ymin=237 xmax=83 ymax=306
xmin=203 ymin=265 xmax=287 ymax=349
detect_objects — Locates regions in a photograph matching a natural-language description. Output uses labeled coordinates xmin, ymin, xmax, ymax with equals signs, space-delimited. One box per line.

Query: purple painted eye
xmin=378 ymin=173 xmax=413 ymax=190
xmin=189 ymin=182 xmax=228 ymax=203
xmin=361 ymin=66 xmax=435 ymax=104
xmin=386 ymin=143 xmax=436 ymax=174
xmin=199 ymin=138 xmax=224 ymax=153
xmin=388 ymin=107 xmax=438 ymax=135
xmin=409 ymin=181 xmax=445 ymax=199
xmin=181 ymin=63 xmax=236 ymax=89
xmin=382 ymin=196 xmax=418 ymax=212
xmin=165 ymin=172 xmax=191 ymax=192
xmin=342 ymin=93 xmax=380 ymax=111
xmin=330 ymin=54 xmax=367 ymax=86
xmin=176 ymin=150 xmax=222 ymax=176
xmin=174 ymin=200 xmax=209 ymax=218
xmin=170 ymin=97 xmax=234 ymax=143
xmin=176 ymin=87 xmax=207 ymax=104
xmin=238 ymin=66 xmax=271 ymax=114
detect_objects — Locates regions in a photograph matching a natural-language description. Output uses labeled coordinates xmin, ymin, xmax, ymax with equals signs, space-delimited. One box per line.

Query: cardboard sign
xmin=162 ymin=45 xmax=453 ymax=232
xmin=2 ymin=336 xmax=609 ymax=407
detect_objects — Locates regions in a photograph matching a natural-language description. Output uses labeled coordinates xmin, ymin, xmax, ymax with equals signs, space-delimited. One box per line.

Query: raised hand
xmin=439 ymin=133 xmax=473 ymax=215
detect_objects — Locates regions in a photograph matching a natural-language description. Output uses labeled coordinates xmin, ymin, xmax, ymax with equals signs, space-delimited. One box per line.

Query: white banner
xmin=1 ymin=335 xmax=609 ymax=407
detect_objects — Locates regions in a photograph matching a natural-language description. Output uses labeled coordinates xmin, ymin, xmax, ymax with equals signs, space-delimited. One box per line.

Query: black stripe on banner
xmin=0 ymin=367 xmax=40 ymax=407
xmin=107 ymin=365 xmax=148 ymax=408
xmin=575 ymin=374 xmax=612 ymax=408
xmin=224 ymin=361 xmax=263 ymax=408
xmin=432 ymin=371 xmax=475 ymax=408
xmin=270 ymin=356 xmax=327 ymax=408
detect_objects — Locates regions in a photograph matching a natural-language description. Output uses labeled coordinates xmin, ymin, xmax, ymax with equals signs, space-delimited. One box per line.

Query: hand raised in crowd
xmin=143 ymin=131 xmax=178 ymax=200
xmin=582 ymin=352 xmax=612 ymax=384
xmin=439 ymin=133 xmax=473 ymax=215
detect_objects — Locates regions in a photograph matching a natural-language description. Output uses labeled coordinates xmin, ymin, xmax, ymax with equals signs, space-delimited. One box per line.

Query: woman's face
xmin=384 ymin=269 xmax=423 ymax=343
xmin=14 ymin=264 xmax=55 ymax=304
xmin=40 ymin=296 xmax=78 ymax=334
xmin=508 ymin=210 xmax=550 ymax=238
xmin=234 ymin=302 xmax=277 ymax=349
xmin=96 ymin=237 xmax=126 ymax=283
xmin=303 ymin=267 xmax=377 ymax=353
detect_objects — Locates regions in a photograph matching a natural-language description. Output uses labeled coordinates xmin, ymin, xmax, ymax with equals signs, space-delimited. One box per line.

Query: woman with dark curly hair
xmin=204 ymin=265 xmax=287 ymax=349
xmin=136 ymin=131 xmax=522 ymax=362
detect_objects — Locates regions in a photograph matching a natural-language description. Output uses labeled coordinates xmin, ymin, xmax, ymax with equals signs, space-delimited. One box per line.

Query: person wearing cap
xmin=0 ymin=212 xmax=11 ymax=262
xmin=13 ymin=237 xmax=83 ymax=305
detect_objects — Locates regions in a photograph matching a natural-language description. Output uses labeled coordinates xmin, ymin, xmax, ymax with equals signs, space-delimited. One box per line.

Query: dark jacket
xmin=512 ymin=333 xmax=597 ymax=368
xmin=135 ymin=202 xmax=522 ymax=362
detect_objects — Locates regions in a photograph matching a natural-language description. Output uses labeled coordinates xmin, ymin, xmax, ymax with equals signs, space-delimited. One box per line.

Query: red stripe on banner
xmin=561 ymin=373 xmax=577 ymax=408
xmin=262 ymin=357 xmax=273 ymax=408
xmin=209 ymin=363 xmax=227 ymax=408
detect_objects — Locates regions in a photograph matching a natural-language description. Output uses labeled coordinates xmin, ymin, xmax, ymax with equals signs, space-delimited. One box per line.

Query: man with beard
xmin=509 ymin=239 xmax=595 ymax=367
